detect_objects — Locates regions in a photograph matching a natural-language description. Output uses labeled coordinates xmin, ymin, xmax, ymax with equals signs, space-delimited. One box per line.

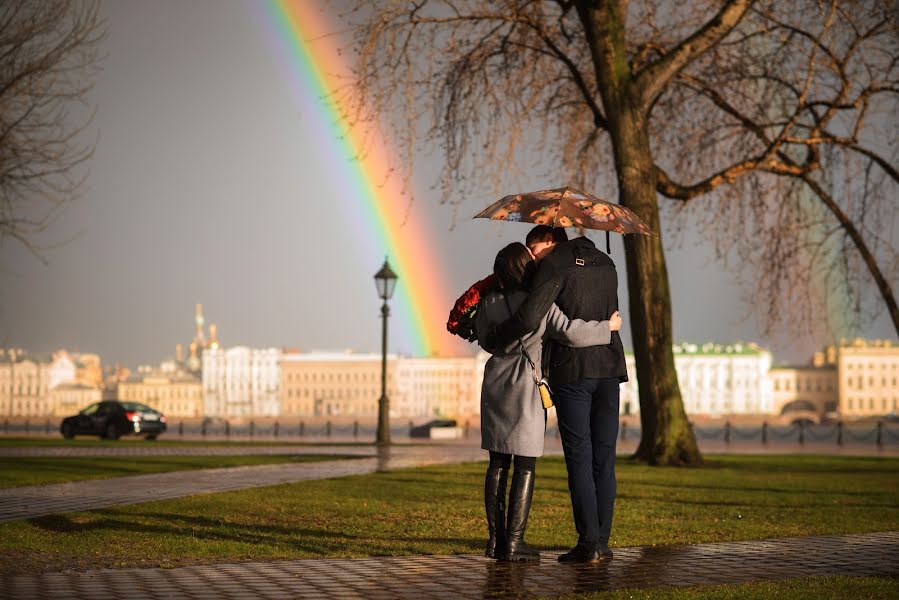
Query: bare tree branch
xmin=0 ymin=0 xmax=105 ymax=260
xmin=636 ymin=0 xmax=754 ymax=108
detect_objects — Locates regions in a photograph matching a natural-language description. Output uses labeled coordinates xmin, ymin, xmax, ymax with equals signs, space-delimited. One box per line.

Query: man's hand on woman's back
xmin=609 ymin=311 xmax=622 ymax=332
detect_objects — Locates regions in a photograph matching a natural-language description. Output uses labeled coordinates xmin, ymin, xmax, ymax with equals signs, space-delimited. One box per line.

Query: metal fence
xmin=2 ymin=417 xmax=898 ymax=447
xmin=0 ymin=418 xmax=479 ymax=441
xmin=634 ymin=420 xmax=899 ymax=447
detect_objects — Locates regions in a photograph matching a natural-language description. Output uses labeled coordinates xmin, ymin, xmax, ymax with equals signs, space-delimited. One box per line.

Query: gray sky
xmin=0 ymin=0 xmax=895 ymax=368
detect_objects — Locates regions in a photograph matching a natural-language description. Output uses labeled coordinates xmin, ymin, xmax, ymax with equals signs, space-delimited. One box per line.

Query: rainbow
xmin=257 ymin=0 xmax=458 ymax=357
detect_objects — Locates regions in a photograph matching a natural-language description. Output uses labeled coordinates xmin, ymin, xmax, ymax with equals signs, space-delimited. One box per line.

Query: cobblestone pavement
xmin=2 ymin=532 xmax=896 ymax=599
xmin=0 ymin=445 xmax=486 ymax=522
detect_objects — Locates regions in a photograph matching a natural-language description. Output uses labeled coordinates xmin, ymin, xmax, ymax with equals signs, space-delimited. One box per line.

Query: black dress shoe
xmin=557 ymin=543 xmax=604 ymax=563
xmin=597 ymin=542 xmax=613 ymax=558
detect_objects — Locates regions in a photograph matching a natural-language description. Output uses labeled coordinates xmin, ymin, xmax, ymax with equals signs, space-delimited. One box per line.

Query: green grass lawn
xmin=562 ymin=576 xmax=899 ymax=599
xmin=0 ymin=454 xmax=896 ymax=576
xmin=0 ymin=454 xmax=360 ymax=488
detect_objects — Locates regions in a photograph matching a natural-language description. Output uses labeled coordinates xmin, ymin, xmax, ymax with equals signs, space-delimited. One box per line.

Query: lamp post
xmin=374 ymin=258 xmax=398 ymax=446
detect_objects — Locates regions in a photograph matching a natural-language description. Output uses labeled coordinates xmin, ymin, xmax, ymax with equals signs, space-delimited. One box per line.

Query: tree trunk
xmin=614 ymin=103 xmax=702 ymax=465
xmin=580 ymin=1 xmax=702 ymax=465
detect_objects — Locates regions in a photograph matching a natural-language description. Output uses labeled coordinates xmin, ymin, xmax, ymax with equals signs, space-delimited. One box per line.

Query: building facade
xmin=836 ymin=339 xmax=899 ymax=417
xmin=394 ymin=356 xmax=481 ymax=418
xmin=118 ymin=368 xmax=203 ymax=418
xmin=620 ymin=343 xmax=774 ymax=417
xmin=280 ymin=352 xmax=395 ymax=418
xmin=279 ymin=352 xmax=482 ymax=419
xmin=203 ymin=347 xmax=282 ymax=417
xmin=49 ymin=383 xmax=103 ymax=417
xmin=0 ymin=350 xmax=53 ymax=417
xmin=768 ymin=366 xmax=837 ymax=418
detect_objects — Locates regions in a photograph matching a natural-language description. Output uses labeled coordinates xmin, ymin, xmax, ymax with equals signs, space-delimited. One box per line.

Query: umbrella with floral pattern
xmin=473 ymin=186 xmax=655 ymax=239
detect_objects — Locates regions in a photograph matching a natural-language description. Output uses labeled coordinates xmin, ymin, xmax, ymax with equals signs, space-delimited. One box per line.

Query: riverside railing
xmin=635 ymin=420 xmax=899 ymax=448
xmin=2 ymin=417 xmax=898 ymax=447
xmin=0 ymin=418 xmax=479 ymax=441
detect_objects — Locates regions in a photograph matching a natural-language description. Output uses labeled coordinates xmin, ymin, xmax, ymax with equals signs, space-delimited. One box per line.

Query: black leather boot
xmin=502 ymin=468 xmax=539 ymax=562
xmin=484 ymin=464 xmax=508 ymax=559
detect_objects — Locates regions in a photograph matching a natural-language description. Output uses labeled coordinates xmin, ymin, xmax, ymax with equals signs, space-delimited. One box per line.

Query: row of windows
xmin=204 ymin=383 xmax=276 ymax=392
xmin=0 ymin=384 xmax=48 ymax=394
xmin=845 ymin=398 xmax=898 ymax=411
xmin=285 ymin=371 xmax=380 ymax=384
xmin=846 ymin=377 xmax=898 ymax=390
xmin=283 ymin=402 xmax=379 ymax=417
xmin=286 ymin=387 xmax=381 ymax=400
xmin=846 ymin=362 xmax=898 ymax=370
xmin=122 ymin=388 xmax=201 ymax=400
xmin=772 ymin=379 xmax=834 ymax=392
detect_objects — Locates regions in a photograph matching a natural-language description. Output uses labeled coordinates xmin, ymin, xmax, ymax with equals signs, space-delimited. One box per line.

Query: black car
xmin=60 ymin=400 xmax=167 ymax=440
xmin=409 ymin=419 xmax=458 ymax=438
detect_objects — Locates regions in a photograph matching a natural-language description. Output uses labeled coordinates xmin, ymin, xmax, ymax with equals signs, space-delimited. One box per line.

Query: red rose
xmin=446 ymin=274 xmax=497 ymax=339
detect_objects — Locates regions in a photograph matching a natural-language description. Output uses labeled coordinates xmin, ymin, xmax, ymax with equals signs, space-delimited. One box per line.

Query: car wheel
xmin=146 ymin=434 xmax=158 ymax=441
xmin=61 ymin=423 xmax=75 ymax=440
xmin=104 ymin=424 xmax=120 ymax=441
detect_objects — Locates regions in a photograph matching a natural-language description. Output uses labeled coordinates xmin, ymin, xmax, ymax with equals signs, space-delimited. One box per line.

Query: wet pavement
xmin=2 ymin=532 xmax=896 ymax=599
xmin=0 ymin=445 xmax=486 ymax=522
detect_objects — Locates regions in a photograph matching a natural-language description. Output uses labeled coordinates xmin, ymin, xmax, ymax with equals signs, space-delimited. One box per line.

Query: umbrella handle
xmin=606 ymin=231 xmax=610 ymax=254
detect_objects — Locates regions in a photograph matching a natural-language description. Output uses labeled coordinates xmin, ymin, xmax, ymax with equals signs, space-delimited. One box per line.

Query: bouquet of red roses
xmin=446 ymin=274 xmax=497 ymax=342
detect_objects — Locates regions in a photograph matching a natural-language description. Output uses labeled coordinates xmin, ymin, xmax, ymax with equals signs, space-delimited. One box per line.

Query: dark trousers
xmin=553 ymin=377 xmax=620 ymax=545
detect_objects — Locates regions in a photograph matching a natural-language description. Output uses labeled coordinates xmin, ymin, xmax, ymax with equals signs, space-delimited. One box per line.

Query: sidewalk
xmin=0 ymin=445 xmax=485 ymax=522
xmin=2 ymin=532 xmax=896 ymax=599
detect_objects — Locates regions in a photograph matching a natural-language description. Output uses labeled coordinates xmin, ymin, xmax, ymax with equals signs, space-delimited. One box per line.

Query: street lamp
xmin=374 ymin=258 xmax=398 ymax=445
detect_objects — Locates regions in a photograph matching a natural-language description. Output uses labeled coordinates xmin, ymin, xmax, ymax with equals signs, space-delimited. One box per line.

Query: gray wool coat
xmin=476 ymin=289 xmax=612 ymax=457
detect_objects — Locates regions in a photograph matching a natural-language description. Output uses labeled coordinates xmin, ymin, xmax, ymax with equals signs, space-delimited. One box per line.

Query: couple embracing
xmin=471 ymin=224 xmax=627 ymax=563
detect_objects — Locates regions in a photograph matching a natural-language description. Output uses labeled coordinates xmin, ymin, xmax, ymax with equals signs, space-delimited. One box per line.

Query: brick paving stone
xmin=8 ymin=533 xmax=891 ymax=600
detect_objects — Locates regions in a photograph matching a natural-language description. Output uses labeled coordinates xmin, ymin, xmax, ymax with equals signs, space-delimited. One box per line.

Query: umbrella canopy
xmin=473 ymin=186 xmax=654 ymax=236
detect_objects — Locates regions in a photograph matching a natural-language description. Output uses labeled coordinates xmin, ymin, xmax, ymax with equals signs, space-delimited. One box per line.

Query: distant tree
xmin=343 ymin=0 xmax=898 ymax=464
xmin=0 ymin=0 xmax=104 ymax=262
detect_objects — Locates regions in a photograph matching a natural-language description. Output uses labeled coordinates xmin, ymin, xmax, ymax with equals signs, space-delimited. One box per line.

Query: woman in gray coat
xmin=476 ymin=242 xmax=620 ymax=562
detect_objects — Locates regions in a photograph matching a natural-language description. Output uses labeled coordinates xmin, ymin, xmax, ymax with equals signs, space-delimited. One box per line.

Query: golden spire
xmin=194 ymin=303 xmax=207 ymax=348
xmin=209 ymin=324 xmax=219 ymax=350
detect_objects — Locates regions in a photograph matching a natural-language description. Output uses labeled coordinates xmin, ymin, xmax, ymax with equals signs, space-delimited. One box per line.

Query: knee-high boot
xmin=503 ymin=468 xmax=539 ymax=561
xmin=484 ymin=464 xmax=508 ymax=559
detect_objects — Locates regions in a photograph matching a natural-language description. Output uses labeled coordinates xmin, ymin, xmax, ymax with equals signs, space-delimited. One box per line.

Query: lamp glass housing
xmin=374 ymin=259 xmax=398 ymax=300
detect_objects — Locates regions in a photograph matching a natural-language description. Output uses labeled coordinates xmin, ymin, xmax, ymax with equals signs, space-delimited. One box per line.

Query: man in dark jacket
xmin=491 ymin=225 xmax=627 ymax=563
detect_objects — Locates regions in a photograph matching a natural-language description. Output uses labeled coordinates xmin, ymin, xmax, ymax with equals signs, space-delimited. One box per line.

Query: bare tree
xmin=0 ymin=0 xmax=104 ymax=262
xmin=342 ymin=0 xmax=898 ymax=465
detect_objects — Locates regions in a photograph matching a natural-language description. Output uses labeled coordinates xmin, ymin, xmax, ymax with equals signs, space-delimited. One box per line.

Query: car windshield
xmin=120 ymin=402 xmax=155 ymax=413
xmin=80 ymin=403 xmax=100 ymax=415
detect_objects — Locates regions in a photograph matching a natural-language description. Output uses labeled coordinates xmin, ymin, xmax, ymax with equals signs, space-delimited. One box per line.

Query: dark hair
xmin=493 ymin=242 xmax=534 ymax=290
xmin=525 ymin=225 xmax=568 ymax=246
